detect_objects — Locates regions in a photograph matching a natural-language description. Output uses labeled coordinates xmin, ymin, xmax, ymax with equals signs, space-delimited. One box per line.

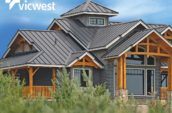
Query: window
xmin=127 ymin=69 xmax=145 ymax=95
xmin=127 ymin=55 xmax=145 ymax=65
xmin=147 ymin=56 xmax=155 ymax=65
xmin=161 ymin=72 xmax=168 ymax=87
xmin=127 ymin=69 xmax=155 ymax=96
xmin=73 ymin=68 xmax=92 ymax=87
xmin=89 ymin=17 xmax=105 ymax=26
xmin=147 ymin=70 xmax=155 ymax=95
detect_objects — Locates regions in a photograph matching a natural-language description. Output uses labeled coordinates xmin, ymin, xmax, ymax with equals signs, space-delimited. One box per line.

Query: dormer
xmin=60 ymin=1 xmax=118 ymax=27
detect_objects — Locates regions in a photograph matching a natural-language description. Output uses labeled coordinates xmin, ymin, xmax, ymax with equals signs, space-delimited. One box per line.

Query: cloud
xmin=108 ymin=0 xmax=166 ymax=19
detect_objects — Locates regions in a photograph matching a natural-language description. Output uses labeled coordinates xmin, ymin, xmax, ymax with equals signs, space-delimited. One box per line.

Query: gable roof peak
xmin=61 ymin=1 xmax=118 ymax=18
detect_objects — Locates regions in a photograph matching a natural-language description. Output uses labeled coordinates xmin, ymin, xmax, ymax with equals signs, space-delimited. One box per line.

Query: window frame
xmin=89 ymin=17 xmax=106 ymax=26
xmin=127 ymin=68 xmax=155 ymax=97
xmin=147 ymin=56 xmax=156 ymax=66
xmin=72 ymin=67 xmax=93 ymax=87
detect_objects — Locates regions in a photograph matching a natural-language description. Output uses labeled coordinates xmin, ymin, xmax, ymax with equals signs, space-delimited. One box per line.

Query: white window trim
xmin=126 ymin=68 xmax=156 ymax=97
xmin=88 ymin=17 xmax=106 ymax=26
xmin=72 ymin=67 xmax=93 ymax=87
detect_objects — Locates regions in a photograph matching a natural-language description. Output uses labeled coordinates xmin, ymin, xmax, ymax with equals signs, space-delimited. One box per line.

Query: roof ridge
xmin=90 ymin=1 xmax=118 ymax=14
xmin=61 ymin=2 xmax=85 ymax=17
xmin=19 ymin=29 xmax=57 ymax=32
xmin=108 ymin=20 xmax=141 ymax=27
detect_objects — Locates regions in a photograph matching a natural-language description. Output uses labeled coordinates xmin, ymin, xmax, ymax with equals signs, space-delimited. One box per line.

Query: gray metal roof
xmin=55 ymin=19 xmax=97 ymax=48
xmin=147 ymin=24 xmax=167 ymax=29
xmin=89 ymin=20 xmax=142 ymax=49
xmin=61 ymin=1 xmax=118 ymax=18
xmin=154 ymin=27 xmax=168 ymax=34
xmin=0 ymin=30 xmax=84 ymax=69
xmin=0 ymin=52 xmax=38 ymax=68
xmin=105 ymin=29 xmax=153 ymax=58
xmin=55 ymin=19 xmax=145 ymax=50
xmin=66 ymin=52 xmax=86 ymax=65
xmin=19 ymin=30 xmax=82 ymax=65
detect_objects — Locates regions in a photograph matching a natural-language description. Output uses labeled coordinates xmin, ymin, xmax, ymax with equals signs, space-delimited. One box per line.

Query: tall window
xmin=89 ymin=17 xmax=105 ymax=26
xmin=73 ymin=68 xmax=92 ymax=87
xmin=147 ymin=70 xmax=155 ymax=95
xmin=127 ymin=69 xmax=155 ymax=96
xmin=127 ymin=69 xmax=145 ymax=95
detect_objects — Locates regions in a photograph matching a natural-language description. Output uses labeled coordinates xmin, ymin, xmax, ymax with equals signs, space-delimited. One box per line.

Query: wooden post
xmin=52 ymin=68 xmax=56 ymax=91
xmin=147 ymin=38 xmax=150 ymax=57
xmin=117 ymin=56 xmax=123 ymax=89
xmin=123 ymin=55 xmax=127 ymax=90
xmin=29 ymin=67 xmax=33 ymax=96
xmin=168 ymin=57 xmax=172 ymax=91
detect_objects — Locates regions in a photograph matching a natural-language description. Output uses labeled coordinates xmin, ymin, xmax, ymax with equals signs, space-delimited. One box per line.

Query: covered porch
xmin=4 ymin=66 xmax=57 ymax=98
xmin=114 ymin=31 xmax=172 ymax=100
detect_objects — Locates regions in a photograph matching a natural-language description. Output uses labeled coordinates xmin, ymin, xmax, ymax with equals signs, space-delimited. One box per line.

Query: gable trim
xmin=3 ymin=31 xmax=40 ymax=58
xmin=68 ymin=52 xmax=103 ymax=68
xmin=161 ymin=26 xmax=172 ymax=34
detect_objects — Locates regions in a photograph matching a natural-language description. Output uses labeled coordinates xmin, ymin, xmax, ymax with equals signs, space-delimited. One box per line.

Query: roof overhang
xmin=0 ymin=64 xmax=65 ymax=70
xmin=61 ymin=12 xmax=118 ymax=18
xmin=104 ymin=29 xmax=172 ymax=59
xmin=68 ymin=52 xmax=103 ymax=69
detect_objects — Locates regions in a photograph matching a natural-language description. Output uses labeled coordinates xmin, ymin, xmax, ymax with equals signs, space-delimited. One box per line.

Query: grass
xmin=0 ymin=69 xmax=169 ymax=113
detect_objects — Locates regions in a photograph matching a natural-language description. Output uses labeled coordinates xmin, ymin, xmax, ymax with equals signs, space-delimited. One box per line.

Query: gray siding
xmin=155 ymin=58 xmax=161 ymax=97
xmin=93 ymin=68 xmax=102 ymax=85
xmin=101 ymin=60 xmax=115 ymax=96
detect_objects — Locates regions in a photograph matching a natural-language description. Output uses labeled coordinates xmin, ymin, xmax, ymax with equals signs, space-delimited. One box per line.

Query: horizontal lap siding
xmin=102 ymin=61 xmax=115 ymax=96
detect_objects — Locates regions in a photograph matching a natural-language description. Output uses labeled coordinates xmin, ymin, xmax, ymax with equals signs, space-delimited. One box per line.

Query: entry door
xmin=147 ymin=69 xmax=155 ymax=95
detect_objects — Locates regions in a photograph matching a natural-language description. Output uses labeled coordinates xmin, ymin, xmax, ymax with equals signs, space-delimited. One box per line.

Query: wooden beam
xmin=32 ymin=67 xmax=39 ymax=77
xmin=127 ymin=52 xmax=170 ymax=57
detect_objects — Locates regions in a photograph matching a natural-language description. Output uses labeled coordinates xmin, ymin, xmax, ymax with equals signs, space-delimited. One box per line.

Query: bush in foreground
xmin=0 ymin=70 xmax=168 ymax=113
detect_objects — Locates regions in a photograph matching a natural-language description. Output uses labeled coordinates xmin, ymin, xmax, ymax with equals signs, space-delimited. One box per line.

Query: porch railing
xmin=160 ymin=87 xmax=168 ymax=100
xmin=22 ymin=86 xmax=54 ymax=98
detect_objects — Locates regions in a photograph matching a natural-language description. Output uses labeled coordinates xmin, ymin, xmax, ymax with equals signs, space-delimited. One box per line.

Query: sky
xmin=0 ymin=0 xmax=172 ymax=57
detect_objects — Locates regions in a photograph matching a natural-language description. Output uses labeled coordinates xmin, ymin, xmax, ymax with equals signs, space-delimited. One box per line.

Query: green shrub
xmin=0 ymin=70 xmax=168 ymax=113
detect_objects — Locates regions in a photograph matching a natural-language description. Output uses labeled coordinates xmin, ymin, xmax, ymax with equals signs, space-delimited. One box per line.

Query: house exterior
xmin=0 ymin=1 xmax=172 ymax=100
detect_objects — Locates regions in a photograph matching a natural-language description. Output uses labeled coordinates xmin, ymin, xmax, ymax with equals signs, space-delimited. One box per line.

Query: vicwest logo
xmin=5 ymin=0 xmax=56 ymax=11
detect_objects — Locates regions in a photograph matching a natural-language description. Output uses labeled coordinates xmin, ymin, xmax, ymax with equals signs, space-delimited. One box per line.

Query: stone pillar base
xmin=115 ymin=89 xmax=128 ymax=101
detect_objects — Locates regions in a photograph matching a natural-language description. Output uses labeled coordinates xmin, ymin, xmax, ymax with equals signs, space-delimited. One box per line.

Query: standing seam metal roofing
xmin=104 ymin=29 xmax=153 ymax=58
xmin=55 ymin=19 xmax=144 ymax=50
xmin=0 ymin=52 xmax=39 ymax=68
xmin=19 ymin=30 xmax=82 ymax=65
xmin=61 ymin=1 xmax=118 ymax=17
